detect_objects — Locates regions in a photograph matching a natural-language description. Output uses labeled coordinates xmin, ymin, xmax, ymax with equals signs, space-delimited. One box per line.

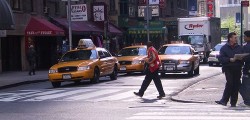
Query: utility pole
xmin=67 ymin=0 xmax=72 ymax=50
xmin=146 ymin=0 xmax=150 ymax=42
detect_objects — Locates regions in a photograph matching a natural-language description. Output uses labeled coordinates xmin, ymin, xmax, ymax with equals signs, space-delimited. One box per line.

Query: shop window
xmin=10 ymin=0 xmax=21 ymax=11
xmin=120 ymin=0 xmax=128 ymax=16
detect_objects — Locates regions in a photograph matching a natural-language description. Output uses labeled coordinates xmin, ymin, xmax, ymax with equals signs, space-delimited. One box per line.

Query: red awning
xmin=52 ymin=18 xmax=103 ymax=34
xmin=108 ymin=23 xmax=123 ymax=35
xmin=25 ymin=17 xmax=65 ymax=36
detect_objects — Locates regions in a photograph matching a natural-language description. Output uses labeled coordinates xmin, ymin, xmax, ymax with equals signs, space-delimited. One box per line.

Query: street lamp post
xmin=67 ymin=0 xmax=72 ymax=50
xmin=146 ymin=0 xmax=150 ymax=42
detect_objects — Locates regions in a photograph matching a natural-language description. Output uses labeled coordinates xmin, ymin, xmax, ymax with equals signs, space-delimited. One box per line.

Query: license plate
xmin=166 ymin=67 xmax=174 ymax=71
xmin=120 ymin=66 xmax=126 ymax=71
xmin=63 ymin=74 xmax=71 ymax=79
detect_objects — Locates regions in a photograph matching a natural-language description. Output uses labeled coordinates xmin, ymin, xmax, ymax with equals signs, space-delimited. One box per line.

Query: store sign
xmin=149 ymin=0 xmax=159 ymax=5
xmin=188 ymin=0 xmax=197 ymax=16
xmin=93 ymin=5 xmax=105 ymax=21
xmin=71 ymin=4 xmax=88 ymax=21
xmin=138 ymin=5 xmax=159 ymax=17
xmin=128 ymin=30 xmax=162 ymax=34
xmin=207 ymin=0 xmax=215 ymax=17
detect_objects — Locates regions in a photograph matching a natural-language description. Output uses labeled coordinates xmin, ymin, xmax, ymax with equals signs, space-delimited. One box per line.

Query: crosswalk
xmin=0 ymin=86 xmax=178 ymax=102
xmin=126 ymin=102 xmax=250 ymax=120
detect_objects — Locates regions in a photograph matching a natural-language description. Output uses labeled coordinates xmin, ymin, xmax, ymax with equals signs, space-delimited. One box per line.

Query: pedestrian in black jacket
xmin=240 ymin=30 xmax=250 ymax=106
xmin=216 ymin=32 xmax=244 ymax=107
xmin=27 ymin=45 xmax=37 ymax=76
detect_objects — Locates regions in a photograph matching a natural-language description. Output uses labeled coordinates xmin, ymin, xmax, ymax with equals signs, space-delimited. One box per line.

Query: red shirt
xmin=147 ymin=47 xmax=161 ymax=72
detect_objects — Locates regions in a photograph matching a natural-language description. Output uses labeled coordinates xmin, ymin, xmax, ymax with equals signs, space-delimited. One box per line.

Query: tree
xmin=221 ymin=17 xmax=240 ymax=34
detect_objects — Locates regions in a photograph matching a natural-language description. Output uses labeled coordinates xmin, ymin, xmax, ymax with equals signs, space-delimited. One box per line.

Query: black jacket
xmin=218 ymin=43 xmax=243 ymax=70
xmin=243 ymin=42 xmax=250 ymax=75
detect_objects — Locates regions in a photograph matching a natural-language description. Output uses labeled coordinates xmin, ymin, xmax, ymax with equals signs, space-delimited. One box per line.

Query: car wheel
xmin=90 ymin=68 xmax=100 ymax=83
xmin=194 ymin=65 xmax=200 ymax=75
xmin=110 ymin=65 xmax=118 ymax=80
xmin=188 ymin=63 xmax=194 ymax=77
xmin=74 ymin=80 xmax=81 ymax=85
xmin=51 ymin=82 xmax=61 ymax=88
xmin=208 ymin=62 xmax=213 ymax=66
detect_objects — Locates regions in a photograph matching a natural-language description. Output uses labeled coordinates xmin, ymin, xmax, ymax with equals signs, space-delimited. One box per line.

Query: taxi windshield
xmin=118 ymin=47 xmax=147 ymax=56
xmin=158 ymin=46 xmax=191 ymax=55
xmin=60 ymin=50 xmax=97 ymax=62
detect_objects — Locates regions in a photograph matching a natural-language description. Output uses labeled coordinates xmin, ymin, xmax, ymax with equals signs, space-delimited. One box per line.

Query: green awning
xmin=128 ymin=27 xmax=164 ymax=34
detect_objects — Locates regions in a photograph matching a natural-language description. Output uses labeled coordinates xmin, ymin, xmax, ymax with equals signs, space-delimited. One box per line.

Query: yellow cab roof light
xmin=76 ymin=39 xmax=95 ymax=49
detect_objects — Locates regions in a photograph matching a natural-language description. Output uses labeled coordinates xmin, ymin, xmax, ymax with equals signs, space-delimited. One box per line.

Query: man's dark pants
xmin=221 ymin=67 xmax=241 ymax=105
xmin=240 ymin=75 xmax=250 ymax=105
xmin=138 ymin=69 xmax=165 ymax=96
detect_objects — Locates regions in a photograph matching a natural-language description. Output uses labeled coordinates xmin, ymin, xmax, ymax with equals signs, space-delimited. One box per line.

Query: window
xmin=120 ymin=0 xmax=128 ymax=15
xmin=10 ymin=0 xmax=21 ymax=11
xmin=110 ymin=0 xmax=116 ymax=11
xmin=177 ymin=0 xmax=187 ymax=9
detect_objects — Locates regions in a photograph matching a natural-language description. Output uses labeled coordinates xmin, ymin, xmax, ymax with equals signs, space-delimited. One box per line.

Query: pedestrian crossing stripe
xmin=127 ymin=103 xmax=250 ymax=120
xmin=0 ymin=88 xmax=176 ymax=102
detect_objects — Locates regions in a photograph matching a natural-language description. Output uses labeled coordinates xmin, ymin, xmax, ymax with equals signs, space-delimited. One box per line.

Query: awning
xmin=0 ymin=0 xmax=15 ymax=30
xmin=25 ymin=17 xmax=65 ymax=36
xmin=51 ymin=18 xmax=103 ymax=35
xmin=108 ymin=23 xmax=123 ymax=35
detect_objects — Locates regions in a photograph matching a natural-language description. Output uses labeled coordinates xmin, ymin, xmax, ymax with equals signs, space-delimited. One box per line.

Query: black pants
xmin=138 ymin=69 xmax=165 ymax=96
xmin=28 ymin=61 xmax=36 ymax=75
xmin=221 ymin=67 xmax=242 ymax=105
xmin=240 ymin=75 xmax=250 ymax=105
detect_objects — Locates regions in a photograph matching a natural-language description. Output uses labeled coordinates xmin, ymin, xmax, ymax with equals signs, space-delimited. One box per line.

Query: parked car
xmin=208 ymin=43 xmax=226 ymax=66
xmin=48 ymin=39 xmax=119 ymax=88
xmin=117 ymin=45 xmax=147 ymax=74
xmin=158 ymin=44 xmax=200 ymax=77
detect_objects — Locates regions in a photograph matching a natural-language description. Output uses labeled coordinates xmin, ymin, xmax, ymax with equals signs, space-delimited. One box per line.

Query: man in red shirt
xmin=134 ymin=41 xmax=165 ymax=99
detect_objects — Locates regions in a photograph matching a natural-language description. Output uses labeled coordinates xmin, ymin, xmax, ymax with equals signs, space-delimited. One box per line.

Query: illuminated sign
xmin=207 ymin=0 xmax=215 ymax=17
xmin=138 ymin=5 xmax=159 ymax=17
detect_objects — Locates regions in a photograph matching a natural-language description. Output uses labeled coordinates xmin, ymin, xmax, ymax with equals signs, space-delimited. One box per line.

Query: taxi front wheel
xmin=51 ymin=82 xmax=61 ymax=88
xmin=90 ymin=68 xmax=100 ymax=83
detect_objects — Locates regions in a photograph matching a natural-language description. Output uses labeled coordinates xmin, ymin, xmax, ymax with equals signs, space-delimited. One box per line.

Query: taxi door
xmin=98 ymin=50 xmax=109 ymax=76
xmin=102 ymin=49 xmax=115 ymax=75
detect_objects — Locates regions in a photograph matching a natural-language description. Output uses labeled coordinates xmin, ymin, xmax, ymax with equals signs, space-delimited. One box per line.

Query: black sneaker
xmin=133 ymin=92 xmax=142 ymax=97
xmin=157 ymin=94 xmax=165 ymax=99
xmin=231 ymin=104 xmax=236 ymax=107
xmin=215 ymin=101 xmax=227 ymax=106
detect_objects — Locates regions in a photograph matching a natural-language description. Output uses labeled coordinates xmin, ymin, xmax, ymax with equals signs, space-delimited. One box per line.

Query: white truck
xmin=177 ymin=17 xmax=221 ymax=63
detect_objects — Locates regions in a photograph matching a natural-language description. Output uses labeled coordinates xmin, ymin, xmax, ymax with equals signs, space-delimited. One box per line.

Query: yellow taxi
xmin=48 ymin=39 xmax=119 ymax=88
xmin=158 ymin=43 xmax=200 ymax=77
xmin=117 ymin=45 xmax=147 ymax=74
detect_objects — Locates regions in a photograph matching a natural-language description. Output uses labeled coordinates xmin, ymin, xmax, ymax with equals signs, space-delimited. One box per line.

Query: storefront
xmin=127 ymin=21 xmax=165 ymax=49
xmin=25 ymin=17 xmax=65 ymax=70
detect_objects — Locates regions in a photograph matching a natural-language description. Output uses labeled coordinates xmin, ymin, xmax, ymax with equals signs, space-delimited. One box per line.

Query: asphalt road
xmin=0 ymin=65 xmax=230 ymax=120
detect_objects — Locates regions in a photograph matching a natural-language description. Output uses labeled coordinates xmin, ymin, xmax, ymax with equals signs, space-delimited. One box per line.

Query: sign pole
xmin=147 ymin=0 xmax=149 ymax=42
xmin=241 ymin=2 xmax=243 ymax=46
xmin=67 ymin=0 xmax=72 ymax=50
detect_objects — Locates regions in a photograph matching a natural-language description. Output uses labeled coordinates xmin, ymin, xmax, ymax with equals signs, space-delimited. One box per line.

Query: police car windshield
xmin=118 ymin=47 xmax=147 ymax=56
xmin=60 ymin=50 xmax=97 ymax=62
xmin=158 ymin=46 xmax=191 ymax=55
xmin=213 ymin=44 xmax=224 ymax=51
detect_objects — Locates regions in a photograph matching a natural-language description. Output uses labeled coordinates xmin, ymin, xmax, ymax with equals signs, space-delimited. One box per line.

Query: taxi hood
xmin=159 ymin=55 xmax=192 ymax=61
xmin=117 ymin=56 xmax=147 ymax=61
xmin=51 ymin=60 xmax=96 ymax=69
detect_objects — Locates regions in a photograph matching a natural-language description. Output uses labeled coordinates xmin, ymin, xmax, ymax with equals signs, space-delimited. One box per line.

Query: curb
xmin=0 ymin=79 xmax=48 ymax=90
xmin=170 ymin=73 xmax=223 ymax=103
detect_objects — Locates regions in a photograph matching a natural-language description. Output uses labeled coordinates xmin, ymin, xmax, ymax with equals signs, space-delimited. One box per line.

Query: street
xmin=0 ymin=65 xmax=249 ymax=120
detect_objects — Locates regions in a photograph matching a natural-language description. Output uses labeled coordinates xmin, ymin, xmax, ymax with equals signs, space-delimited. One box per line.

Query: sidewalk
xmin=0 ymin=70 xmax=48 ymax=89
xmin=171 ymin=73 xmax=244 ymax=105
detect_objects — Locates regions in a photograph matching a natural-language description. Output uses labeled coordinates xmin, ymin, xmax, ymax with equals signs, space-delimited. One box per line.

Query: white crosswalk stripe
xmin=0 ymin=86 xmax=180 ymax=102
xmin=126 ymin=102 xmax=250 ymax=120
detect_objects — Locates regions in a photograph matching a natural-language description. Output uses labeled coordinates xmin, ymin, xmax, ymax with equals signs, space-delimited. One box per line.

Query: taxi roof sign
xmin=77 ymin=39 xmax=95 ymax=49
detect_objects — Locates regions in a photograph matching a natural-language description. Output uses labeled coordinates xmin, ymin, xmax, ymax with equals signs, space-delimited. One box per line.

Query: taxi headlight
xmin=132 ymin=60 xmax=143 ymax=65
xmin=78 ymin=66 xmax=90 ymax=71
xmin=49 ymin=69 xmax=58 ymax=74
xmin=179 ymin=60 xmax=190 ymax=64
